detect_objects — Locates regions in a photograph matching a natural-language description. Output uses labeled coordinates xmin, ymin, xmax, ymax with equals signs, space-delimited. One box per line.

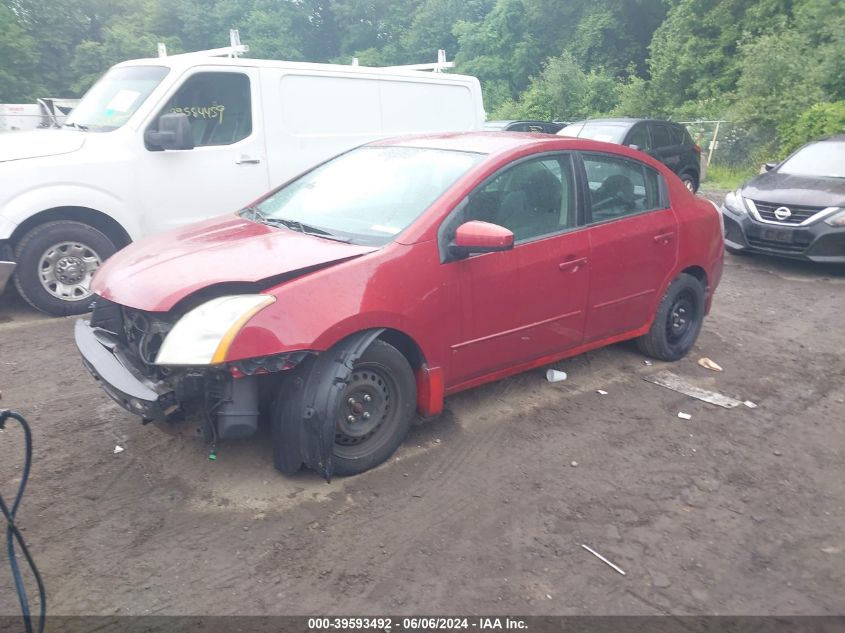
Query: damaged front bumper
xmin=74 ymin=319 xmax=178 ymax=421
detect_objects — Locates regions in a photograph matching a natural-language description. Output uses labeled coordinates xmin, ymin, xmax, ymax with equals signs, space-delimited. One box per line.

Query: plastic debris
xmin=643 ymin=360 xmax=653 ymax=366
xmin=581 ymin=544 xmax=626 ymax=576
xmin=597 ymin=389 xmax=608 ymax=395
xmin=744 ymin=400 xmax=758 ymax=409
xmin=677 ymin=412 xmax=692 ymax=420
xmin=570 ymin=461 xmax=579 ymax=467
xmin=546 ymin=369 xmax=568 ymax=383
xmin=698 ymin=357 xmax=723 ymax=371
xmin=643 ymin=370 xmax=742 ymax=408
xmin=113 ymin=445 xmax=124 ymax=454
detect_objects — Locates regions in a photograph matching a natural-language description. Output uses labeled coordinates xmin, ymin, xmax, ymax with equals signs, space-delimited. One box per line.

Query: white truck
xmin=0 ymin=98 xmax=79 ymax=133
xmin=0 ymin=34 xmax=484 ymax=315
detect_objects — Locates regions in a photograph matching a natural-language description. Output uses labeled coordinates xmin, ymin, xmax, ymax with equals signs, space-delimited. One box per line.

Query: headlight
xmin=824 ymin=208 xmax=845 ymax=226
xmin=155 ymin=295 xmax=275 ymax=366
xmin=723 ymin=189 xmax=747 ymax=216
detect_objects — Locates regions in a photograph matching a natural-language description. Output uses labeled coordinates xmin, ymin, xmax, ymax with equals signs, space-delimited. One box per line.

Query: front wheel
xmin=332 ymin=340 xmax=417 ymax=476
xmin=636 ymin=273 xmax=705 ymax=361
xmin=13 ymin=221 xmax=117 ymax=315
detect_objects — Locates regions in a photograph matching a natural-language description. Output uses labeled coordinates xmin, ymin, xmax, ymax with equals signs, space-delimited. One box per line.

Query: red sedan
xmin=75 ymin=132 xmax=724 ymax=479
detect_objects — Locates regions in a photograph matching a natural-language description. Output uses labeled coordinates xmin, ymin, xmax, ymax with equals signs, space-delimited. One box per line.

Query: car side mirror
xmin=450 ymin=220 xmax=514 ymax=259
xmin=144 ymin=113 xmax=194 ymax=151
xmin=764 ymin=162 xmax=777 ymax=172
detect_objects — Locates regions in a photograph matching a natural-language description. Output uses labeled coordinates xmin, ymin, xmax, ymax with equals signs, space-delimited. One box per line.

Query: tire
xmin=332 ymin=340 xmax=416 ymax=476
xmin=636 ymin=273 xmax=705 ymax=362
xmin=681 ymin=172 xmax=699 ymax=193
xmin=13 ymin=221 xmax=117 ymax=316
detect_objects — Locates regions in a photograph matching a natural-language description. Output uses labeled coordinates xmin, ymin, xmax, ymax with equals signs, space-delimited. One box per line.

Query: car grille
xmin=746 ymin=236 xmax=807 ymax=254
xmin=752 ymin=200 xmax=826 ymax=225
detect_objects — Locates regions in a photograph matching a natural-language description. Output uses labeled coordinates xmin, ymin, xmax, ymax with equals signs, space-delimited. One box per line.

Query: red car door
xmin=578 ymin=152 xmax=678 ymax=342
xmin=441 ymin=154 xmax=590 ymax=386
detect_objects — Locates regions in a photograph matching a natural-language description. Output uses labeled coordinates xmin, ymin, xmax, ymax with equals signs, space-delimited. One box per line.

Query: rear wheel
xmin=332 ymin=340 xmax=416 ymax=476
xmin=14 ymin=221 xmax=116 ymax=315
xmin=681 ymin=172 xmax=698 ymax=193
xmin=637 ymin=273 xmax=705 ymax=361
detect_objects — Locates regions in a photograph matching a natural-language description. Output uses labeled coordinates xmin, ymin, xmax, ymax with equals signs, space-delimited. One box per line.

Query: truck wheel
xmin=332 ymin=340 xmax=416 ymax=476
xmin=14 ymin=221 xmax=116 ymax=316
xmin=636 ymin=273 xmax=705 ymax=361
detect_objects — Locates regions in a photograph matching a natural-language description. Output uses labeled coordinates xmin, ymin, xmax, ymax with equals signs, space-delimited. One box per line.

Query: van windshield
xmin=251 ymin=146 xmax=484 ymax=246
xmin=65 ymin=66 xmax=169 ymax=132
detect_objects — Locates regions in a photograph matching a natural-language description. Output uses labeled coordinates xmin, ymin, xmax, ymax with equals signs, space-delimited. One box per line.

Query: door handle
xmin=236 ymin=155 xmax=261 ymax=165
xmin=559 ymin=257 xmax=588 ymax=273
xmin=653 ymin=232 xmax=675 ymax=245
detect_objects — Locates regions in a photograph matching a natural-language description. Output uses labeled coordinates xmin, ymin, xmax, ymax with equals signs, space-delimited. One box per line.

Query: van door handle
xmin=653 ymin=232 xmax=674 ymax=245
xmin=559 ymin=257 xmax=588 ymax=273
xmin=236 ymin=155 xmax=261 ymax=165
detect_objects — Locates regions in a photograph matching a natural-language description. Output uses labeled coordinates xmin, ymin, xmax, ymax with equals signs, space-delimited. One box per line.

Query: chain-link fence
xmin=681 ymin=120 xmax=775 ymax=169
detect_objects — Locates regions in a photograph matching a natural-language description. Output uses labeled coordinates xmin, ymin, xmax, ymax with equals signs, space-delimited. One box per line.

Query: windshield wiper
xmin=62 ymin=121 xmax=88 ymax=131
xmin=262 ymin=217 xmax=351 ymax=243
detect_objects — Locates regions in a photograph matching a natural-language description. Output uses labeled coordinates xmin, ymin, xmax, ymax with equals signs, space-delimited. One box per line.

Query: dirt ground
xmin=1 ymin=189 xmax=843 ymax=617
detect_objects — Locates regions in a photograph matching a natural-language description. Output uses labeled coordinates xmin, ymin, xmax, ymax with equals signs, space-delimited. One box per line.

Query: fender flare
xmin=274 ymin=328 xmax=385 ymax=481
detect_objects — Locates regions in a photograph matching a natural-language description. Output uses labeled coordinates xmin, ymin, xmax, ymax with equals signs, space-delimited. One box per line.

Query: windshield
xmin=779 ymin=140 xmax=845 ymax=178
xmin=559 ymin=122 xmax=628 ymax=144
xmin=65 ymin=65 xmax=169 ymax=132
xmin=252 ymin=146 xmax=484 ymax=245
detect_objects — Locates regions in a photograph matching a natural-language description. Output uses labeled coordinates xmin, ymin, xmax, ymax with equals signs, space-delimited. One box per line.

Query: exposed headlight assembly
xmin=723 ymin=189 xmax=747 ymax=216
xmin=823 ymin=208 xmax=845 ymax=227
xmin=155 ymin=295 xmax=275 ymax=366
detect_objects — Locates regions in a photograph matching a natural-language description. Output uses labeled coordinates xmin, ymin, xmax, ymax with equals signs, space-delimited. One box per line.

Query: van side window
xmin=158 ymin=72 xmax=252 ymax=147
xmin=581 ymin=154 xmax=663 ymax=223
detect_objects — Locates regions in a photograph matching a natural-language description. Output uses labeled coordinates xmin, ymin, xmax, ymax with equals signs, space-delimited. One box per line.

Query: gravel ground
xmin=1 ymin=189 xmax=843 ymax=617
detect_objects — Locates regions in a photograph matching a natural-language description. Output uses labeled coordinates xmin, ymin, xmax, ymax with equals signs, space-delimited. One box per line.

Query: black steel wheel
xmin=637 ymin=273 xmax=705 ymax=361
xmin=332 ymin=340 xmax=416 ymax=475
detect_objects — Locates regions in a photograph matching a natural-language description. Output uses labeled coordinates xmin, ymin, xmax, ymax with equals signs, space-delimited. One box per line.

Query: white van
xmin=0 ymin=43 xmax=484 ymax=315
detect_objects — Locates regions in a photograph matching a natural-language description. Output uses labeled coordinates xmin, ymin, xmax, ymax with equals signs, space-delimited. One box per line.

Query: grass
xmin=703 ymin=163 xmax=759 ymax=191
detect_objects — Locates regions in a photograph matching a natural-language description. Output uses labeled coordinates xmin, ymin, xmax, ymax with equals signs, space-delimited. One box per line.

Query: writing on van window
xmin=169 ymin=104 xmax=226 ymax=124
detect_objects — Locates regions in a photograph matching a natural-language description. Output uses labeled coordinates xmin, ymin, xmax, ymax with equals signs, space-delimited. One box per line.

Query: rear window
xmin=779 ymin=140 xmax=845 ymax=178
xmin=558 ymin=122 xmax=628 ymax=144
xmin=650 ymin=124 xmax=672 ymax=148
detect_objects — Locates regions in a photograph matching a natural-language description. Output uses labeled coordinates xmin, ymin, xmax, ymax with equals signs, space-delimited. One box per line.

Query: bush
xmin=778 ymin=101 xmax=845 ymax=157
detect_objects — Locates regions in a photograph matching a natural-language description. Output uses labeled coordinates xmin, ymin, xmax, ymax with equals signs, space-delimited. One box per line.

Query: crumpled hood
xmin=0 ymin=129 xmax=86 ymax=162
xmin=742 ymin=171 xmax=845 ymax=209
xmin=92 ymin=215 xmax=379 ymax=311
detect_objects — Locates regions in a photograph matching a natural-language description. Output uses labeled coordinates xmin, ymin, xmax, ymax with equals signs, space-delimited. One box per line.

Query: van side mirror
xmin=449 ymin=220 xmax=514 ymax=259
xmin=145 ymin=113 xmax=194 ymax=151
xmin=764 ymin=162 xmax=777 ymax=172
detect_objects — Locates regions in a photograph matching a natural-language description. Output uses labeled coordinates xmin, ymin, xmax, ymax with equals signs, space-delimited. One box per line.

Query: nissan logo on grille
xmin=774 ymin=206 xmax=792 ymax=221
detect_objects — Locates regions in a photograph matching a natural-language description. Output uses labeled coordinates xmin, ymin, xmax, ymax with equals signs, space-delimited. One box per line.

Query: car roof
xmin=370 ymin=131 xmax=569 ymax=155
xmin=565 ymin=118 xmax=681 ymax=127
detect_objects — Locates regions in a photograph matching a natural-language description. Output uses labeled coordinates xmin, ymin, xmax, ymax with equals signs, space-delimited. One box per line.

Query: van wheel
xmin=637 ymin=273 xmax=705 ymax=361
xmin=14 ymin=221 xmax=116 ymax=316
xmin=332 ymin=340 xmax=416 ymax=476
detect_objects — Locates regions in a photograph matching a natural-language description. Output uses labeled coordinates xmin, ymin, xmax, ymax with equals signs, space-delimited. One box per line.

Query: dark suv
xmin=559 ymin=119 xmax=702 ymax=192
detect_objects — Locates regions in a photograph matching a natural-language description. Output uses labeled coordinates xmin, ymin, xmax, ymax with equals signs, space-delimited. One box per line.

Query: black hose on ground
xmin=0 ymin=409 xmax=46 ymax=633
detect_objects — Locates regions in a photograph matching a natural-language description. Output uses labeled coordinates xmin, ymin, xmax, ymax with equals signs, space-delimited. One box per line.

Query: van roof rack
xmin=157 ymin=31 xmax=454 ymax=73
xmin=157 ymin=29 xmax=249 ymax=59
xmin=378 ymin=50 xmax=455 ymax=73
